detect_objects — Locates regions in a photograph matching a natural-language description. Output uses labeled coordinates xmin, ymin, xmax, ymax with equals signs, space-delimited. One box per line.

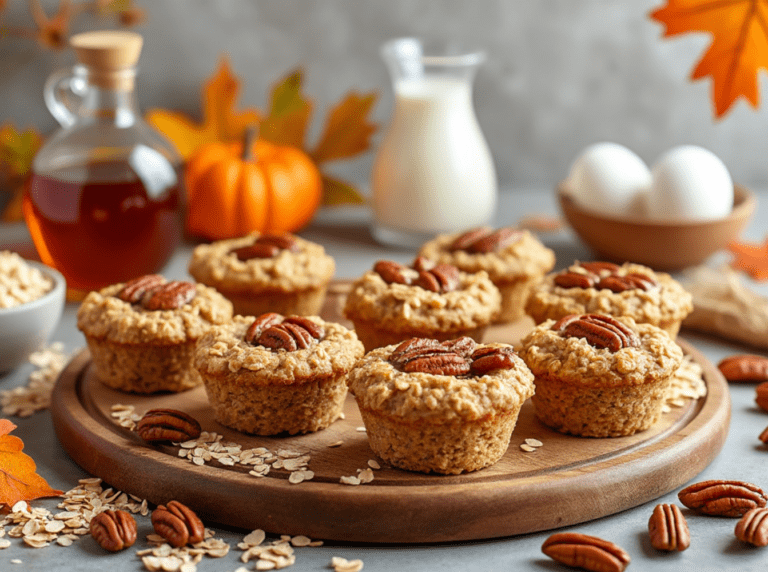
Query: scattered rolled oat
xmin=367 ymin=459 xmax=381 ymax=470
xmin=340 ymin=475 xmax=361 ymax=486
xmin=662 ymin=355 xmax=707 ymax=414
xmin=0 ymin=251 xmax=53 ymax=308
xmin=328 ymin=441 xmax=344 ymax=448
xmin=331 ymin=556 xmax=364 ymax=572
xmin=355 ymin=426 xmax=366 ymax=432
xmin=0 ymin=343 xmax=72 ymax=417
xmin=520 ymin=444 xmax=536 ymax=453
xmin=525 ymin=438 xmax=543 ymax=448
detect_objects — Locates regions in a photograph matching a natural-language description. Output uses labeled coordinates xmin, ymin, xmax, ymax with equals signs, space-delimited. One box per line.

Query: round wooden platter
xmin=50 ymin=285 xmax=731 ymax=544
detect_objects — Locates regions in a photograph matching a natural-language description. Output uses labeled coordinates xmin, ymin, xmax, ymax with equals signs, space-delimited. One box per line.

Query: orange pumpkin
xmin=185 ymin=132 xmax=322 ymax=240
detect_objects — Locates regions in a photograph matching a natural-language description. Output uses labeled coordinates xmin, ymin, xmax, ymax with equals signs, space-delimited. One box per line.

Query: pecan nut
xmin=554 ymin=271 xmax=597 ymax=289
xmin=389 ymin=338 xmax=470 ymax=375
xmin=648 ymin=503 xmax=690 ymax=551
xmin=151 ymin=500 xmax=205 ymax=548
xmin=735 ymin=507 xmax=768 ymax=546
xmin=403 ymin=353 xmax=471 ymax=376
xmin=137 ymin=409 xmax=202 ymax=443
xmin=542 ymin=532 xmax=630 ymax=572
xmin=244 ymin=312 xmax=284 ymax=344
xmin=718 ymin=354 xmax=768 ymax=383
xmin=231 ymin=234 xmax=298 ymax=260
xmin=373 ymin=260 xmax=410 ymax=285
xmin=470 ymin=346 xmax=517 ymax=375
xmin=759 ymin=425 xmax=768 ymax=444
xmin=117 ymin=274 xmax=165 ymax=303
xmin=678 ymin=479 xmax=768 ymax=517
xmin=449 ymin=227 xmax=492 ymax=251
xmin=757 ymin=382 xmax=768 ymax=412
xmin=554 ymin=314 xmax=639 ymax=351
xmin=578 ymin=261 xmax=621 ymax=274
xmin=466 ymin=227 xmax=521 ymax=253
xmin=143 ymin=281 xmax=197 ymax=311
xmin=90 ymin=510 xmax=137 ymax=552
xmin=245 ymin=313 xmax=324 ymax=351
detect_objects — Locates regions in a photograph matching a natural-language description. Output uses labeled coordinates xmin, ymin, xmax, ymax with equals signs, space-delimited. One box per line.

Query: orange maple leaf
xmin=651 ymin=0 xmax=768 ymax=118
xmin=146 ymin=57 xmax=261 ymax=160
xmin=0 ymin=419 xmax=62 ymax=509
xmin=728 ymin=236 xmax=768 ymax=281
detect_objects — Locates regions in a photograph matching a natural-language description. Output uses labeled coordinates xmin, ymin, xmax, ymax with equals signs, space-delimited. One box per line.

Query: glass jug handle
xmin=43 ymin=68 xmax=87 ymax=128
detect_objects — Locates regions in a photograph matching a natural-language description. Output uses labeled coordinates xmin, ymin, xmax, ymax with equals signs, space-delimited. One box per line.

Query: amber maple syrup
xmin=23 ymin=161 xmax=183 ymax=297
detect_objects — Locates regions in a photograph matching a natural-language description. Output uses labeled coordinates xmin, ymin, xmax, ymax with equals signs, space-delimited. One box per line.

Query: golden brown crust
xmin=418 ymin=229 xmax=555 ymax=282
xmin=187 ymin=233 xmax=335 ymax=294
xmin=343 ymin=269 xmax=501 ymax=334
xmin=77 ymin=282 xmax=233 ymax=345
xmin=525 ymin=262 xmax=693 ymax=330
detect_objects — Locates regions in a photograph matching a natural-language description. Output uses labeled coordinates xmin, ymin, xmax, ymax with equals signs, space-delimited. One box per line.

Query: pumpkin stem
xmin=243 ymin=125 xmax=258 ymax=161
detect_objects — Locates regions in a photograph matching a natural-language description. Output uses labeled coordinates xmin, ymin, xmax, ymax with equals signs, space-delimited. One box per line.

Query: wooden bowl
xmin=558 ymin=183 xmax=757 ymax=271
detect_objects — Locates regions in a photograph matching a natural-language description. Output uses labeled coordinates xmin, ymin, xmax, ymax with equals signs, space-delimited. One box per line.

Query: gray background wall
xmin=2 ymin=0 xmax=767 ymax=192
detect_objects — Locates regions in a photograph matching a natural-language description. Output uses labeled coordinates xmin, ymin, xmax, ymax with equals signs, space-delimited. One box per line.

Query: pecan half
xmin=449 ymin=227 xmax=491 ymax=251
xmin=412 ymin=256 xmax=435 ymax=272
xmin=542 ymin=532 xmax=630 ymax=572
xmin=282 ymin=316 xmax=325 ymax=340
xmin=256 ymin=233 xmax=298 ymax=251
xmin=759 ymin=425 xmax=768 ymax=444
xmin=143 ymin=281 xmax=197 ymax=311
xmin=598 ymin=273 xmax=656 ymax=293
xmin=388 ymin=338 xmax=443 ymax=369
xmin=137 ymin=409 xmax=201 ymax=444
xmin=373 ymin=260 xmax=410 ymax=285
xmin=388 ymin=337 xmax=471 ymax=375
xmin=258 ymin=325 xmax=298 ymax=351
xmin=470 ymin=346 xmax=517 ymax=375
xmin=151 ymin=500 xmax=205 ymax=548
xmin=678 ymin=480 xmax=768 ymax=517
xmin=466 ymin=227 xmax=521 ymax=253
xmin=648 ymin=503 xmax=690 ymax=551
xmin=429 ymin=264 xmax=460 ymax=292
xmin=231 ymin=234 xmax=298 ymax=260
xmin=403 ymin=352 xmax=471 ymax=376
xmin=244 ymin=312 xmax=284 ymax=344
xmin=415 ymin=270 xmax=441 ymax=292
xmin=440 ymin=337 xmax=477 ymax=358
xmin=735 ymin=507 xmax=768 ymax=546
xmin=554 ymin=314 xmax=640 ymax=351
xmin=554 ymin=271 xmax=597 ymax=289
xmin=117 ymin=274 xmax=164 ymax=303
xmin=578 ymin=261 xmax=621 ymax=275
xmin=757 ymin=382 xmax=768 ymax=412
xmin=90 ymin=510 xmax=137 ymax=552
xmin=718 ymin=354 xmax=768 ymax=383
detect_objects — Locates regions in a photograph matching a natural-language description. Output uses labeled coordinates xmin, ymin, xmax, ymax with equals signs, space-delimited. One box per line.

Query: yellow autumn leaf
xmin=321 ymin=175 xmax=367 ymax=206
xmin=259 ymin=69 xmax=313 ymax=149
xmin=311 ymin=92 xmax=378 ymax=163
xmin=146 ymin=57 xmax=260 ymax=159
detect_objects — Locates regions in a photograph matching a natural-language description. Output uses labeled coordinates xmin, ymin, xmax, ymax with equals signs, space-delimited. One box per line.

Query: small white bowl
xmin=0 ymin=261 xmax=66 ymax=374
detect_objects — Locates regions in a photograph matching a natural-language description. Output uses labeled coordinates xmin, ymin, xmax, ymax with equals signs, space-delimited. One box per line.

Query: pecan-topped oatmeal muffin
xmin=418 ymin=227 xmax=555 ymax=323
xmin=188 ymin=232 xmax=335 ymax=317
xmin=343 ymin=257 xmax=501 ymax=351
xmin=77 ymin=274 xmax=233 ymax=393
xmin=194 ymin=312 xmax=363 ymax=435
xmin=519 ymin=313 xmax=684 ymax=437
xmin=524 ymin=261 xmax=693 ymax=337
xmin=346 ymin=336 xmax=535 ymax=474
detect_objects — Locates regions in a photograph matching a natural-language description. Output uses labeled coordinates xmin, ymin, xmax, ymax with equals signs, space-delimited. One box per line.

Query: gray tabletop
xmin=2 ymin=187 xmax=768 ymax=571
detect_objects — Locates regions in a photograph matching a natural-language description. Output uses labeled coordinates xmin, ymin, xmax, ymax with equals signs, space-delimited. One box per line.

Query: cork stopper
xmin=70 ymin=31 xmax=143 ymax=90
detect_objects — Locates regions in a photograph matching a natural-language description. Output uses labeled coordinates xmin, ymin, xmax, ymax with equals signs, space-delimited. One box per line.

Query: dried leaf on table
xmin=311 ymin=92 xmax=378 ymax=163
xmin=259 ymin=69 xmax=313 ymax=149
xmin=650 ymin=0 xmax=768 ymax=117
xmin=0 ymin=419 xmax=62 ymax=509
xmin=728 ymin=237 xmax=768 ymax=281
xmin=145 ymin=57 xmax=261 ymax=160
xmin=30 ymin=0 xmax=75 ymax=50
xmin=0 ymin=123 xmax=43 ymax=222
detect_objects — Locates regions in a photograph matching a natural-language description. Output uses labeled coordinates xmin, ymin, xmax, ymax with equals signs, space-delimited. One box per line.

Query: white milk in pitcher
xmin=371 ymin=76 xmax=497 ymax=246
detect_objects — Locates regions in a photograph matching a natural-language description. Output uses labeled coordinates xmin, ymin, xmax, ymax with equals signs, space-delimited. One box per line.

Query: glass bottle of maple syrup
xmin=23 ymin=31 xmax=183 ymax=299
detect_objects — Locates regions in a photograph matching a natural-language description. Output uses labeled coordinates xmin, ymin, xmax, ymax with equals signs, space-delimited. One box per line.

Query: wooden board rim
xmin=50 ymin=338 xmax=730 ymax=544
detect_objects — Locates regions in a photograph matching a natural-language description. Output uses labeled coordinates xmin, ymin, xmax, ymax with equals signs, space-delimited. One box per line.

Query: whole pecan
xmin=470 ymin=346 xmax=517 ymax=375
xmin=735 ymin=507 xmax=768 ymax=546
xmin=678 ymin=480 xmax=768 ymax=517
xmin=542 ymin=532 xmax=630 ymax=572
xmin=117 ymin=274 xmax=165 ymax=303
xmin=554 ymin=314 xmax=640 ymax=352
xmin=718 ymin=354 xmax=768 ymax=383
xmin=757 ymin=382 xmax=768 ymax=412
xmin=137 ymin=409 xmax=202 ymax=444
xmin=231 ymin=234 xmax=298 ymax=260
xmin=373 ymin=260 xmax=410 ymax=285
xmin=90 ymin=510 xmax=137 ymax=552
xmin=648 ymin=503 xmax=690 ymax=551
xmin=151 ymin=500 xmax=205 ymax=548
xmin=465 ymin=227 xmax=521 ymax=254
xmin=142 ymin=281 xmax=197 ymax=311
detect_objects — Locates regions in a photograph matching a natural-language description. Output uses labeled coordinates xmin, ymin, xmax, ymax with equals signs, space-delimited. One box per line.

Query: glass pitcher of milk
xmin=371 ymin=38 xmax=498 ymax=248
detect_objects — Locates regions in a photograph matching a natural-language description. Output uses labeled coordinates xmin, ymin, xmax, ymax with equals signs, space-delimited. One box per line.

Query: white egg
xmin=566 ymin=142 xmax=652 ymax=218
xmin=647 ymin=145 xmax=733 ymax=221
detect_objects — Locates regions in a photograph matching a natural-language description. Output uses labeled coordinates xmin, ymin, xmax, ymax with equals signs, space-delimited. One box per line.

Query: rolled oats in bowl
xmin=0 ymin=251 xmax=54 ymax=308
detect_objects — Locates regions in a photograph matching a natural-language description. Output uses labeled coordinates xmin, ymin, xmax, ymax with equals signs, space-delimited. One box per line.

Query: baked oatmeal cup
xmin=343 ymin=258 xmax=501 ymax=352
xmin=519 ymin=313 xmax=684 ymax=437
xmin=188 ymin=232 xmax=335 ymax=317
xmin=418 ymin=227 xmax=555 ymax=323
xmin=77 ymin=274 xmax=233 ymax=393
xmin=524 ymin=261 xmax=693 ymax=338
xmin=346 ymin=337 xmax=535 ymax=474
xmin=194 ymin=313 xmax=364 ymax=435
